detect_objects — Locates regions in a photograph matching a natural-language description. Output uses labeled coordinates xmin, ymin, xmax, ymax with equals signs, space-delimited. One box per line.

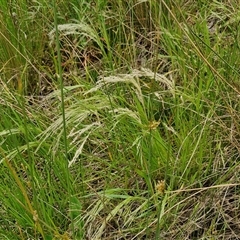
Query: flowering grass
xmin=0 ymin=0 xmax=240 ymax=239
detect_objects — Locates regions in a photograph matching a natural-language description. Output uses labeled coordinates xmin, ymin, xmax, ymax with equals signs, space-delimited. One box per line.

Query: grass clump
xmin=0 ymin=0 xmax=240 ymax=239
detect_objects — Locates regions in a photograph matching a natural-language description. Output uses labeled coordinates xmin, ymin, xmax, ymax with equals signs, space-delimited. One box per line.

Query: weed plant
xmin=0 ymin=0 xmax=240 ymax=239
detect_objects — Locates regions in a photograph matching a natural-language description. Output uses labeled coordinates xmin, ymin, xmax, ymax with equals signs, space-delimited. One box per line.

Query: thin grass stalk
xmin=52 ymin=0 xmax=73 ymax=233
xmin=53 ymin=0 xmax=68 ymax=157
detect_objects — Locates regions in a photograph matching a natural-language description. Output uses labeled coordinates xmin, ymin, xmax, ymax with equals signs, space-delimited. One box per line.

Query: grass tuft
xmin=1 ymin=0 xmax=240 ymax=239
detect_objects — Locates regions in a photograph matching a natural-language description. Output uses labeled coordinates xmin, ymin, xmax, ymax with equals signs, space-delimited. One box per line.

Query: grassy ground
xmin=1 ymin=0 xmax=240 ymax=239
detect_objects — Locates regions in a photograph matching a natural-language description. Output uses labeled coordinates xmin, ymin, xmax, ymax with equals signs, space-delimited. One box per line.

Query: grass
xmin=0 ymin=0 xmax=240 ymax=239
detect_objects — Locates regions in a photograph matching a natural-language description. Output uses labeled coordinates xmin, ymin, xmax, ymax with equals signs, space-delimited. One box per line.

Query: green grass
xmin=1 ymin=0 xmax=240 ymax=239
